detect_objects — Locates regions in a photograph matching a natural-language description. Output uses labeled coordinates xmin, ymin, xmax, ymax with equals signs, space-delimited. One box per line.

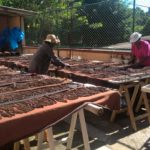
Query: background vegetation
xmin=1 ymin=0 xmax=150 ymax=48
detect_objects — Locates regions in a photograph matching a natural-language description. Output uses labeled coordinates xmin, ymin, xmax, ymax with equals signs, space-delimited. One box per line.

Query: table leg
xmin=66 ymin=112 xmax=78 ymax=150
xmin=79 ymin=109 xmax=90 ymax=150
xmin=46 ymin=127 xmax=55 ymax=150
xmin=124 ymin=86 xmax=137 ymax=131
xmin=141 ymin=92 xmax=150 ymax=123
xmin=14 ymin=142 xmax=20 ymax=150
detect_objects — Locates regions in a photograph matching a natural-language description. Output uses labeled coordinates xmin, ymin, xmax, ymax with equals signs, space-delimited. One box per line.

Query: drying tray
xmin=0 ymin=70 xmax=120 ymax=147
xmin=51 ymin=63 xmax=150 ymax=88
xmin=1 ymin=57 xmax=150 ymax=87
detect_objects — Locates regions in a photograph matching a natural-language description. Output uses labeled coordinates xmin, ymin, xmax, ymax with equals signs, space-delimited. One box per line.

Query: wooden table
xmin=108 ymin=74 xmax=150 ymax=131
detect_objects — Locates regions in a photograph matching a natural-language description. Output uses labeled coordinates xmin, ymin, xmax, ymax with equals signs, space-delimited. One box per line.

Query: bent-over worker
xmin=129 ymin=32 xmax=150 ymax=67
xmin=29 ymin=34 xmax=70 ymax=74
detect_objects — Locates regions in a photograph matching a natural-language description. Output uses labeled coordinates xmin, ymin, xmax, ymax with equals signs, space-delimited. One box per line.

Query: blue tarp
xmin=0 ymin=27 xmax=24 ymax=51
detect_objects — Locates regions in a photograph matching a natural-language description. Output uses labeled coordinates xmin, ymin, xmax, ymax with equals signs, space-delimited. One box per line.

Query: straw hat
xmin=44 ymin=34 xmax=60 ymax=44
xmin=130 ymin=32 xmax=142 ymax=43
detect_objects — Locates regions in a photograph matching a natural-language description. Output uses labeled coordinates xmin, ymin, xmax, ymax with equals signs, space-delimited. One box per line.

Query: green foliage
xmin=142 ymin=18 xmax=150 ymax=35
xmin=134 ymin=7 xmax=147 ymax=32
xmin=1 ymin=0 xmax=149 ymax=47
xmin=79 ymin=0 xmax=131 ymax=46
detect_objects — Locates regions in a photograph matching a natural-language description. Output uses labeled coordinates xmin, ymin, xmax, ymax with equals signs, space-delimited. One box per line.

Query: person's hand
xmin=64 ymin=63 xmax=71 ymax=68
xmin=56 ymin=63 xmax=70 ymax=70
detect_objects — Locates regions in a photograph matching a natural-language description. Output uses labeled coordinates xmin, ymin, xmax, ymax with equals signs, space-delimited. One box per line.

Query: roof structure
xmin=0 ymin=6 xmax=36 ymax=16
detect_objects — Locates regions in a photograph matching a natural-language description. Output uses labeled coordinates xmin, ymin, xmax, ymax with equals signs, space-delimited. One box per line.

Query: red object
xmin=0 ymin=90 xmax=120 ymax=147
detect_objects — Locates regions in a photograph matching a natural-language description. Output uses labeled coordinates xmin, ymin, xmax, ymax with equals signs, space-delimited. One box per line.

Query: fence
xmin=25 ymin=0 xmax=150 ymax=49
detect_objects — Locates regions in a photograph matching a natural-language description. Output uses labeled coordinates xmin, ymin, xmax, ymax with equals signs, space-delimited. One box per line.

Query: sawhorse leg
xmin=14 ymin=138 xmax=30 ymax=150
xmin=66 ymin=109 xmax=90 ymax=150
xmin=37 ymin=127 xmax=55 ymax=150
xmin=136 ymin=79 xmax=150 ymax=112
xmin=110 ymin=83 xmax=139 ymax=128
xmin=140 ymin=92 xmax=150 ymax=123
xmin=37 ymin=109 xmax=90 ymax=150
xmin=124 ymin=84 xmax=139 ymax=131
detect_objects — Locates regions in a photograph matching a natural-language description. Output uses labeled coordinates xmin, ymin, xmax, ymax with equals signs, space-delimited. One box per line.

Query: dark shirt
xmin=29 ymin=42 xmax=65 ymax=74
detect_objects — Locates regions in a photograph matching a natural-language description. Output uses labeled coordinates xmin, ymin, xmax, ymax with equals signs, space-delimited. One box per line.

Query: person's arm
xmin=51 ymin=54 xmax=65 ymax=67
xmin=128 ymin=44 xmax=136 ymax=64
xmin=128 ymin=47 xmax=142 ymax=68
xmin=128 ymin=54 xmax=136 ymax=64
xmin=50 ymin=50 xmax=70 ymax=68
xmin=139 ymin=56 xmax=149 ymax=64
xmin=139 ymin=42 xmax=150 ymax=65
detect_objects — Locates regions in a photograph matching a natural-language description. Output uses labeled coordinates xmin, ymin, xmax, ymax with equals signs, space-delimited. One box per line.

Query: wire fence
xmin=25 ymin=0 xmax=150 ymax=49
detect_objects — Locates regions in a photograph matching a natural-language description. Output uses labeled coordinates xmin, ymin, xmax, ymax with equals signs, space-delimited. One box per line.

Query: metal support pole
xmin=132 ymin=0 xmax=136 ymax=32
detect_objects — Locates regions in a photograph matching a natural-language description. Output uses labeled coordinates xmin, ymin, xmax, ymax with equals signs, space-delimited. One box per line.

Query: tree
xmin=142 ymin=18 xmax=150 ymax=35
xmin=1 ymin=0 xmax=149 ymax=47
xmin=134 ymin=7 xmax=148 ymax=32
xmin=80 ymin=0 xmax=131 ymax=46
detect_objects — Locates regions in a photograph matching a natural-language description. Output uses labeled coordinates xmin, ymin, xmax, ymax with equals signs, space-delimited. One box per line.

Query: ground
xmin=27 ymin=109 xmax=150 ymax=150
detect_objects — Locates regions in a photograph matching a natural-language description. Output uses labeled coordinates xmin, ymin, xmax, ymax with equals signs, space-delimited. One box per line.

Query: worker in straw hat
xmin=129 ymin=32 xmax=150 ymax=67
xmin=29 ymin=34 xmax=70 ymax=74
